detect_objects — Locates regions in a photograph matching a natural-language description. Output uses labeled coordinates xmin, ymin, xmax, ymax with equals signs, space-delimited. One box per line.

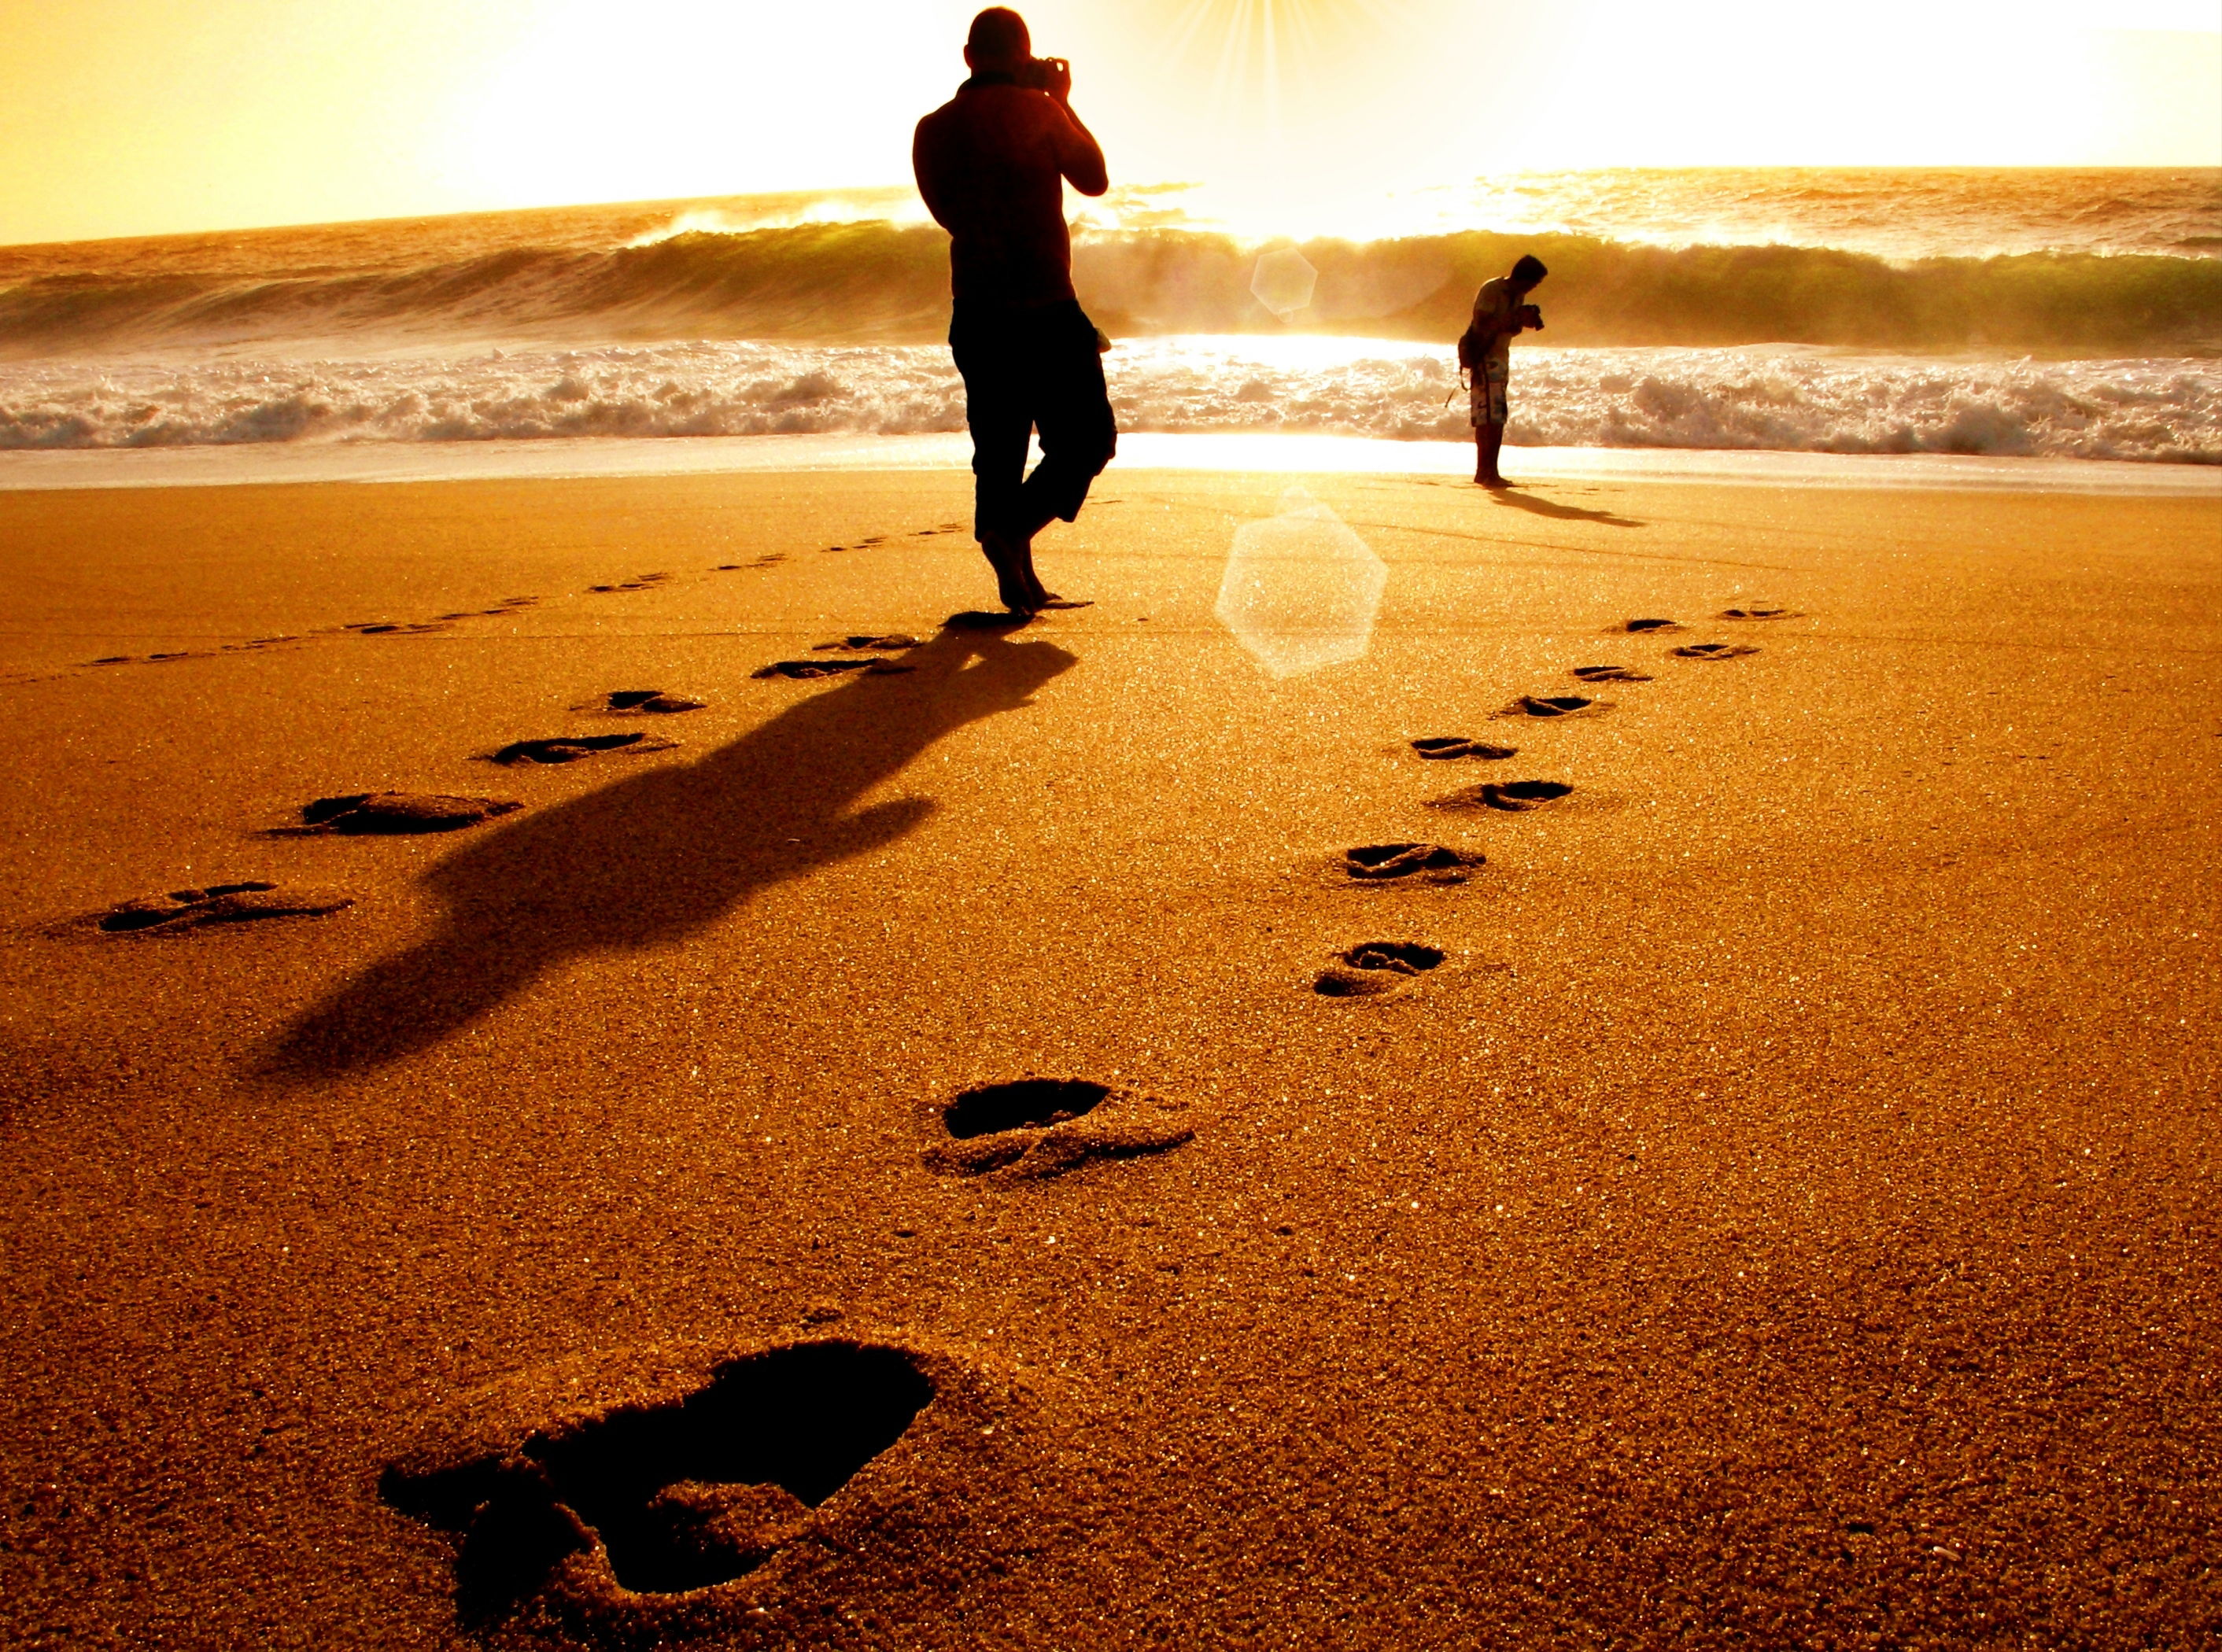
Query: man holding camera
xmin=914 ymin=7 xmax=1115 ymax=614
xmin=1461 ymin=253 xmax=1548 ymax=489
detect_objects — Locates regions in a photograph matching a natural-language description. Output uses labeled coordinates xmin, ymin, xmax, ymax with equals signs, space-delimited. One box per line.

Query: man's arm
xmin=1470 ymin=286 xmax=1516 ymax=347
xmin=913 ymin=117 xmax=956 ymax=230
xmin=1037 ymin=60 xmax=1108 ymax=197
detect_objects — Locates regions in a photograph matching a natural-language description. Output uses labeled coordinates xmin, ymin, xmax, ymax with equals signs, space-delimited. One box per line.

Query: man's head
xmin=965 ymin=7 xmax=1032 ymax=73
xmin=1510 ymin=253 xmax=1548 ymax=293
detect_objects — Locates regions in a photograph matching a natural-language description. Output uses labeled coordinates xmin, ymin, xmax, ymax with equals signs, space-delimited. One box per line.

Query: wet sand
xmin=1 ymin=464 xmax=2217 ymax=1649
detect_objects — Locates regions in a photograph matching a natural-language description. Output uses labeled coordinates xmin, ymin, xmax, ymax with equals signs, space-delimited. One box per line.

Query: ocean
xmin=2 ymin=168 xmax=2217 ymax=465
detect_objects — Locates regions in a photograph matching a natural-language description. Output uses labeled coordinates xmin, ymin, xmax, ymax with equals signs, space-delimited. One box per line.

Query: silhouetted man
xmin=1462 ymin=253 xmax=1548 ymax=489
xmin=914 ymin=7 xmax=1115 ymax=614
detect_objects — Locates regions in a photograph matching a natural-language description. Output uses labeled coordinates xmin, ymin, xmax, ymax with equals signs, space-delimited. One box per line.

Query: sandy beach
xmin=2 ymin=457 xmax=2217 ymax=1648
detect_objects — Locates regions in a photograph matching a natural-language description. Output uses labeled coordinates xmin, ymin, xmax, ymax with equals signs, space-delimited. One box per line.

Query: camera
xmin=1014 ymin=55 xmax=1069 ymax=92
xmin=1517 ymin=304 xmax=1544 ymax=332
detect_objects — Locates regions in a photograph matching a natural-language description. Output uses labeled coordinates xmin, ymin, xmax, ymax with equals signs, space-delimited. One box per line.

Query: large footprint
xmin=382 ymin=1337 xmax=998 ymax=1636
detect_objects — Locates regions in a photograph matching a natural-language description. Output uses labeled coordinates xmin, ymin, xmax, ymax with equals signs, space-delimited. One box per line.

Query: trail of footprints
xmin=76 ymin=518 xmax=1030 ymax=934
xmin=68 ymin=520 xmax=974 ymax=675
xmin=371 ymin=592 xmax=1786 ymax=1632
xmin=83 ymin=514 xmax=1789 ymax=1630
xmin=1321 ymin=602 xmax=1785 ymax=994
xmin=65 ymin=520 xmax=962 ymax=938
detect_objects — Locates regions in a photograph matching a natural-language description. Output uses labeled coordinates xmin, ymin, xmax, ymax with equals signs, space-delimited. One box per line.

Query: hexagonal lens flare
xmin=1249 ymin=248 xmax=1318 ymax=318
xmin=1213 ymin=486 xmax=1386 ymax=679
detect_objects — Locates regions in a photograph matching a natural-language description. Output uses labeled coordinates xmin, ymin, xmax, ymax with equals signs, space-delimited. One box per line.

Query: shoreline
xmin=3 ymin=430 xmax=2219 ymax=495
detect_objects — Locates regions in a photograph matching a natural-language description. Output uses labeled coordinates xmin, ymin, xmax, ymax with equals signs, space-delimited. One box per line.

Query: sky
xmin=0 ymin=0 xmax=2216 ymax=245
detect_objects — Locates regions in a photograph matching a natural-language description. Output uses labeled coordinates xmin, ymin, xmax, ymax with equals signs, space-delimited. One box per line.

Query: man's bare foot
xmin=980 ymin=530 xmax=1040 ymax=614
xmin=1476 ymin=474 xmax=1510 ymax=489
xmin=1011 ymin=538 xmax=1053 ymax=610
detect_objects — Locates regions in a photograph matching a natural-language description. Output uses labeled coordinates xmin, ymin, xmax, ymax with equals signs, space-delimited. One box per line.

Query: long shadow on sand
xmin=1489 ymin=489 xmax=1644 ymax=529
xmin=260 ymin=623 xmax=1074 ymax=1078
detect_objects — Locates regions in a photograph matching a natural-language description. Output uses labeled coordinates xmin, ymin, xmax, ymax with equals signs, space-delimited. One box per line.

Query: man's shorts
xmin=1469 ymin=359 xmax=1509 ymax=429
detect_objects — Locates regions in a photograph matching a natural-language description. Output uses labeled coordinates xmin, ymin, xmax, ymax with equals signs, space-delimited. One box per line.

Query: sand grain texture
xmin=0 ymin=466 xmax=2217 ymax=1649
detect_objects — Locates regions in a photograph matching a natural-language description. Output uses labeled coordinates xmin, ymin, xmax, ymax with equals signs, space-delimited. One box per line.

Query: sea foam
xmin=2 ymin=339 xmax=2214 ymax=463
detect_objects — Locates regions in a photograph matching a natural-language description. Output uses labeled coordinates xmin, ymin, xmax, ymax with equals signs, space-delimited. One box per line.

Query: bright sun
xmin=0 ymin=0 xmax=2213 ymax=245
xmin=1153 ymin=0 xmax=1417 ymax=129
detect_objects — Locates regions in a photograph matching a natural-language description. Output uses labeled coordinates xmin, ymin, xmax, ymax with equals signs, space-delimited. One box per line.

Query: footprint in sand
xmin=381 ymin=1340 xmax=952 ymax=1624
xmin=87 ymin=882 xmax=353 ymax=934
xmin=1671 ymin=643 xmax=1760 ymax=661
xmin=1497 ymin=695 xmax=1607 ymax=720
xmin=1426 ymin=780 xmax=1573 ymax=813
xmin=1720 ymin=607 xmax=1796 ymax=620
xmin=296 ymin=793 xmax=522 ymax=834
xmin=1571 ymin=664 xmax=1652 ymax=684
xmin=1618 ymin=618 xmax=1685 ymax=634
xmin=1343 ymin=843 xmax=1484 ymax=883
xmin=349 ymin=621 xmax=452 ymax=636
xmin=588 ymin=573 xmax=674 ymax=593
xmin=1409 ymin=736 xmax=1519 ymax=761
xmin=485 ymin=733 xmax=680 ymax=767
xmin=1314 ymin=941 xmax=1445 ymax=997
xmin=925 ymin=1079 xmax=1194 ymax=1178
xmin=752 ymin=658 xmax=915 ymax=680
xmin=813 ymin=635 xmax=921 ymax=653
xmin=604 ymin=690 xmax=707 ymax=714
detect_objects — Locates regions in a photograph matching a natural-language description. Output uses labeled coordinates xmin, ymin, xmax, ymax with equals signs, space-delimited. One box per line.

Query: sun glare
xmin=1153 ymin=0 xmax=1414 ymax=131
xmin=0 ymin=0 xmax=2213 ymax=245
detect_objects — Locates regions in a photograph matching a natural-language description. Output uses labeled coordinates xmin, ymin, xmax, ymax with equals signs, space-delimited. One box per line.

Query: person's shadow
xmin=259 ymin=623 xmax=1075 ymax=1079
xmin=1488 ymin=489 xmax=1644 ymax=529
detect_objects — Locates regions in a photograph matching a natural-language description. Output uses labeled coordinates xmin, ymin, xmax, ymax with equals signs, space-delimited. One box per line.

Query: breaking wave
xmin=2 ymin=223 xmax=2220 ymax=359
xmin=4 ymin=339 xmax=2214 ymax=463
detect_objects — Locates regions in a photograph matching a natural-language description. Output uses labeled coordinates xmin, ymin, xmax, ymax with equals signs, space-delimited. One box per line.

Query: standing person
xmin=914 ymin=7 xmax=1117 ymax=614
xmin=1460 ymin=253 xmax=1548 ymax=489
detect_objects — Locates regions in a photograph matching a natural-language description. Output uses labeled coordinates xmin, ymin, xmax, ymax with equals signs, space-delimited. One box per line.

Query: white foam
xmin=4 ymin=340 xmax=2216 ymax=469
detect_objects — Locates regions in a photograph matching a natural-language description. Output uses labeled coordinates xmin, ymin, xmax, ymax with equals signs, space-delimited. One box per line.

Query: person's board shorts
xmin=1469 ymin=358 xmax=1510 ymax=428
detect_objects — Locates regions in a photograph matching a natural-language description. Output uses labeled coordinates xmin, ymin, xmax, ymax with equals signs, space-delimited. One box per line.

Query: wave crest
xmin=3 ymin=223 xmax=2220 ymax=359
